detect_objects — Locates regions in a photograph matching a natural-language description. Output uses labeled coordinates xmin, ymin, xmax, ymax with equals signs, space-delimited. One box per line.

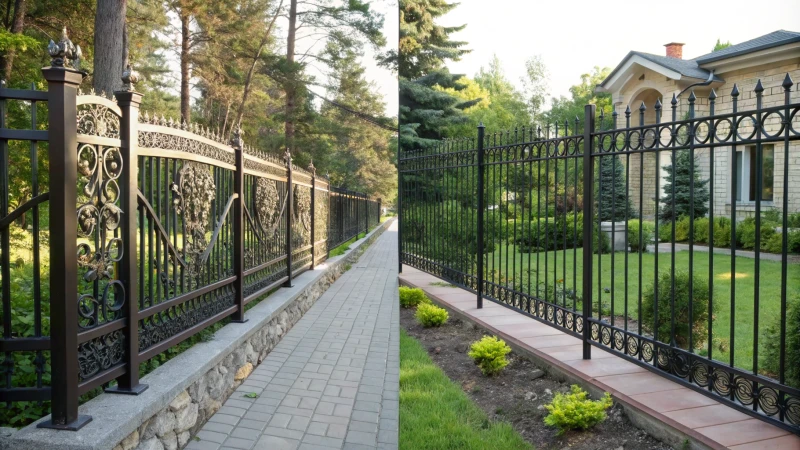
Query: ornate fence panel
xmin=241 ymin=146 xmax=291 ymax=305
xmin=399 ymin=77 xmax=800 ymax=434
xmin=0 ymin=32 xmax=382 ymax=430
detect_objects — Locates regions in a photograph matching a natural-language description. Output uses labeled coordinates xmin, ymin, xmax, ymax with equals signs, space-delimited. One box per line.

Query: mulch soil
xmin=400 ymin=307 xmax=675 ymax=450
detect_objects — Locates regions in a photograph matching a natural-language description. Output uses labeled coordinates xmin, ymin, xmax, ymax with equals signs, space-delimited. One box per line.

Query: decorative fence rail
xmin=399 ymin=75 xmax=800 ymax=434
xmin=0 ymin=32 xmax=380 ymax=430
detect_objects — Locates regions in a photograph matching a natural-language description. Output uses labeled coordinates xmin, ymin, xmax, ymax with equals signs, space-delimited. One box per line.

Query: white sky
xmin=441 ymin=0 xmax=800 ymax=107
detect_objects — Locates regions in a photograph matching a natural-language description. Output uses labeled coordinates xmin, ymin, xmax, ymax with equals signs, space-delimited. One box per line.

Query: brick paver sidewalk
xmin=188 ymin=222 xmax=399 ymax=450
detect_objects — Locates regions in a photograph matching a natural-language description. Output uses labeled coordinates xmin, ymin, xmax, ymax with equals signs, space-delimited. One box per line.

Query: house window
xmin=735 ymin=145 xmax=774 ymax=202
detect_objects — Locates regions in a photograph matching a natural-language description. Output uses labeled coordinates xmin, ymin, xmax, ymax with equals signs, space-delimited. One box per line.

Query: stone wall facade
xmin=611 ymin=59 xmax=800 ymax=220
xmin=114 ymin=223 xmax=389 ymax=450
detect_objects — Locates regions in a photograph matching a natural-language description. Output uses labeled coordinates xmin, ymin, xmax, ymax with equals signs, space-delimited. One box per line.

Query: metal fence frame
xmin=399 ymin=76 xmax=800 ymax=434
xmin=0 ymin=36 xmax=381 ymax=430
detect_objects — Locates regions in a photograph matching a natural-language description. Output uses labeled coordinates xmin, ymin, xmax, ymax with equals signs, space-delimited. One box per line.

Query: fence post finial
xmin=121 ymin=64 xmax=139 ymax=91
xmin=230 ymin=125 xmax=244 ymax=148
xmin=48 ymin=27 xmax=81 ymax=70
xmin=782 ymin=73 xmax=794 ymax=90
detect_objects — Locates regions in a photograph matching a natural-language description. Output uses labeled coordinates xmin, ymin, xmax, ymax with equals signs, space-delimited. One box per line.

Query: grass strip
xmin=399 ymin=329 xmax=532 ymax=450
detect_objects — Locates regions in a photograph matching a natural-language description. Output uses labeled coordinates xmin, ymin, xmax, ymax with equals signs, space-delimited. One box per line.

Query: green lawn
xmin=400 ymin=330 xmax=531 ymax=450
xmin=486 ymin=244 xmax=800 ymax=372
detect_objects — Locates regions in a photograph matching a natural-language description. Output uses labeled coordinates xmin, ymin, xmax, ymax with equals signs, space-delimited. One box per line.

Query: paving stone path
xmin=188 ymin=222 xmax=399 ymax=450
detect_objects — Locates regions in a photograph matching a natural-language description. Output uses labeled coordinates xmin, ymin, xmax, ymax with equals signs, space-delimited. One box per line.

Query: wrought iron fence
xmin=399 ymin=74 xmax=800 ymax=434
xmin=0 ymin=31 xmax=381 ymax=430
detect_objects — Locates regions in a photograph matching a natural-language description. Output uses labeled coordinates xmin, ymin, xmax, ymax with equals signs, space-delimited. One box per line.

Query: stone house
xmin=596 ymin=30 xmax=800 ymax=219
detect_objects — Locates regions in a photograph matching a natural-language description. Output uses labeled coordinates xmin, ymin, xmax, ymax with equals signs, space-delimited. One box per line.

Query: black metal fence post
xmin=582 ymin=104 xmax=595 ymax=360
xmin=476 ymin=123 xmax=485 ymax=309
xmin=106 ymin=67 xmax=149 ymax=395
xmin=398 ymin=144 xmax=403 ymax=273
xmin=231 ymin=127 xmax=247 ymax=322
xmin=39 ymin=52 xmax=92 ymax=430
xmin=284 ymin=150 xmax=294 ymax=287
xmin=310 ymin=162 xmax=316 ymax=270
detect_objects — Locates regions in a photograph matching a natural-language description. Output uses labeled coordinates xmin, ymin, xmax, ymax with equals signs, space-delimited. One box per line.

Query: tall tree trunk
xmin=0 ymin=0 xmax=28 ymax=81
xmin=180 ymin=11 xmax=191 ymax=123
xmin=284 ymin=0 xmax=297 ymax=152
xmin=234 ymin=0 xmax=282 ymax=128
xmin=93 ymin=0 xmax=127 ymax=94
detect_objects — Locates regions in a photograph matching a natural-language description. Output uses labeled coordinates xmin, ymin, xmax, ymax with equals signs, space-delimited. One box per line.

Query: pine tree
xmin=391 ymin=0 xmax=469 ymax=79
xmin=658 ymin=150 xmax=710 ymax=223
xmin=596 ymin=155 xmax=636 ymax=222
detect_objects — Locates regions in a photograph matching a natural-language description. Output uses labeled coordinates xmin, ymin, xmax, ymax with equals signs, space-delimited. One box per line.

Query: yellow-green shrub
xmin=468 ymin=335 xmax=511 ymax=376
xmin=399 ymin=286 xmax=429 ymax=308
xmin=414 ymin=303 xmax=448 ymax=327
xmin=544 ymin=385 xmax=613 ymax=434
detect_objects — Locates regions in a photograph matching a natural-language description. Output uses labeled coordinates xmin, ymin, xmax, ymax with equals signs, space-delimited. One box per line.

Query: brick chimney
xmin=664 ymin=42 xmax=684 ymax=59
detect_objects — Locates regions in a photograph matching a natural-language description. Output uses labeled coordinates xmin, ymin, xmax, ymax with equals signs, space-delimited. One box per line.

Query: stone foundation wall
xmin=118 ymin=223 xmax=389 ymax=450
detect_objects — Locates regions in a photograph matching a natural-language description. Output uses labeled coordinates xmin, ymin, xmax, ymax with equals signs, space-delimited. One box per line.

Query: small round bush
xmin=399 ymin=286 xmax=428 ymax=308
xmin=627 ymin=219 xmax=654 ymax=252
xmin=712 ymin=217 xmax=732 ymax=248
xmin=544 ymin=385 xmax=613 ymax=435
xmin=415 ymin=303 xmax=448 ymax=327
xmin=468 ymin=335 xmax=511 ymax=376
xmin=641 ymin=270 xmax=717 ymax=350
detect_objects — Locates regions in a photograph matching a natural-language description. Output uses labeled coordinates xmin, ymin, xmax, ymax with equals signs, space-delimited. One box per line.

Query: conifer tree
xmin=596 ymin=155 xmax=636 ymax=222
xmin=658 ymin=150 xmax=710 ymax=223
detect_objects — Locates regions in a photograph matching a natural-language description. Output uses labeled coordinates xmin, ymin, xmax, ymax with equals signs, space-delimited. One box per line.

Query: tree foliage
xmin=542 ymin=66 xmax=612 ymax=131
xmin=658 ymin=150 xmax=710 ymax=223
xmin=394 ymin=0 xmax=469 ymax=79
xmin=712 ymin=38 xmax=732 ymax=52
xmin=596 ymin=155 xmax=636 ymax=222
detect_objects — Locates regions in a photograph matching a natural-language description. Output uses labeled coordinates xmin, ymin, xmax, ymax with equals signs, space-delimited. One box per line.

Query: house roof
xmin=598 ymin=30 xmax=800 ymax=91
xmin=694 ymin=30 xmax=800 ymax=64
xmin=598 ymin=51 xmax=721 ymax=91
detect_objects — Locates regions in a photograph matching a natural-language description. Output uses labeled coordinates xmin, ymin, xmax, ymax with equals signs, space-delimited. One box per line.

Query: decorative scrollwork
xmin=172 ymin=161 xmax=215 ymax=286
xmin=76 ymin=143 xmax=125 ymax=329
xmin=77 ymin=102 xmax=120 ymax=138
xmin=256 ymin=178 xmax=281 ymax=235
xmin=78 ymin=330 xmax=124 ymax=381
xmin=139 ymin=289 xmax=234 ymax=351
xmin=139 ymin=130 xmax=235 ymax=166
xmin=295 ymin=185 xmax=311 ymax=236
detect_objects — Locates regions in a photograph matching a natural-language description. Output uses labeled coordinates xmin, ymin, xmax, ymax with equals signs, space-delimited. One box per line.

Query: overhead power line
xmin=307 ymin=89 xmax=397 ymax=133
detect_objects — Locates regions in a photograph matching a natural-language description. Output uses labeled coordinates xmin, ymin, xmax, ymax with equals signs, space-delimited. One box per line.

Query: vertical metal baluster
xmin=476 ymin=123 xmax=485 ymax=308
xmin=669 ymin=93 xmax=678 ymax=351
xmin=753 ymin=80 xmax=764 ymax=392
xmin=688 ymin=90 xmax=696 ymax=352
xmin=778 ymin=75 xmax=793 ymax=420
xmin=708 ymin=89 xmax=717 ymax=361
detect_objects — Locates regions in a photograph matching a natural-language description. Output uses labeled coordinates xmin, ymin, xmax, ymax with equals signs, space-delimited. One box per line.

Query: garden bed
xmin=400 ymin=306 xmax=671 ymax=450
